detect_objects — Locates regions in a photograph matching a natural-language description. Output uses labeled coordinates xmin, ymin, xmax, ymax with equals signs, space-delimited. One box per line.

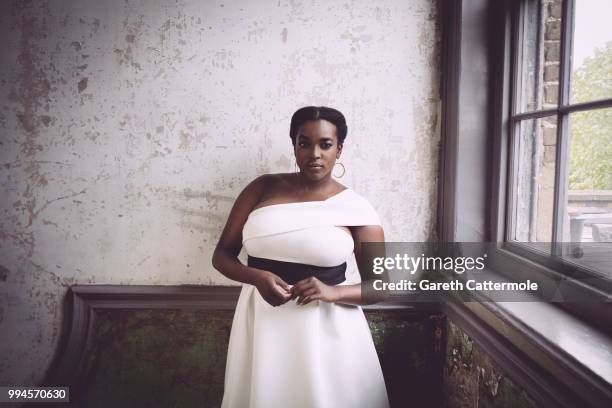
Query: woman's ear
xmin=336 ymin=144 xmax=343 ymax=159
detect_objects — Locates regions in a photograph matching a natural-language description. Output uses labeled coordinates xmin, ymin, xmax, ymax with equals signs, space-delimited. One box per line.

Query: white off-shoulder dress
xmin=221 ymin=188 xmax=390 ymax=408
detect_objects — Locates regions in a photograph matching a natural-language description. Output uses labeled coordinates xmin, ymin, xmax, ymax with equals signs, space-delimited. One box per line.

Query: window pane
xmin=513 ymin=116 xmax=557 ymax=242
xmin=559 ymin=108 xmax=612 ymax=277
xmin=564 ymin=108 xmax=612 ymax=240
xmin=569 ymin=0 xmax=612 ymax=104
xmin=519 ymin=0 xmax=562 ymax=113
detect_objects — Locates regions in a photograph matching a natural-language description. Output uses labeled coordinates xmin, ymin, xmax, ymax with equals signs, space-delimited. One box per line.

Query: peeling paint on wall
xmin=0 ymin=0 xmax=441 ymax=386
xmin=444 ymin=320 xmax=539 ymax=408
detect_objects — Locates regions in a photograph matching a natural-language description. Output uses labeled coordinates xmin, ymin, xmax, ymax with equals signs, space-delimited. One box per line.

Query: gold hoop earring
xmin=333 ymin=161 xmax=346 ymax=178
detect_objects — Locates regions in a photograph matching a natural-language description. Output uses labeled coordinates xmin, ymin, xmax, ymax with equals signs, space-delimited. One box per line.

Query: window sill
xmin=483 ymin=300 xmax=612 ymax=387
xmin=440 ymin=265 xmax=612 ymax=407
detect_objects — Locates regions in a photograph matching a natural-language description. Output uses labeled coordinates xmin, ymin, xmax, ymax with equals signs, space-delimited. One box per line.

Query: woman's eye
xmin=321 ymin=142 xmax=333 ymax=149
xmin=298 ymin=141 xmax=308 ymax=148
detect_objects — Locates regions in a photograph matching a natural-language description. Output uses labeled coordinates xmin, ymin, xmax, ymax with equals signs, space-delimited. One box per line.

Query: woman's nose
xmin=311 ymin=146 xmax=322 ymax=158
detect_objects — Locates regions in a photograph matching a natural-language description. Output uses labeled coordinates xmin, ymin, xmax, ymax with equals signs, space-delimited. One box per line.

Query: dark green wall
xmin=77 ymin=309 xmax=234 ymax=408
xmin=368 ymin=310 xmax=446 ymax=408
xmin=73 ymin=309 xmax=446 ymax=408
xmin=70 ymin=308 xmax=538 ymax=408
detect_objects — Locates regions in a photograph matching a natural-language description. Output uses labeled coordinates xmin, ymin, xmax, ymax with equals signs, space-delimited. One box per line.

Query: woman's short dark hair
xmin=289 ymin=106 xmax=348 ymax=146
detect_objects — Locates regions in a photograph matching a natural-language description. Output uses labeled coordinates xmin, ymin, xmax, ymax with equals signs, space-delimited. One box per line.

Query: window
xmin=506 ymin=0 xmax=612 ymax=286
xmin=439 ymin=2 xmax=612 ymax=400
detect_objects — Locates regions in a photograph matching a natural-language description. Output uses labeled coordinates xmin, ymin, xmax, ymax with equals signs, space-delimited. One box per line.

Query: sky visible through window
xmin=572 ymin=0 xmax=612 ymax=71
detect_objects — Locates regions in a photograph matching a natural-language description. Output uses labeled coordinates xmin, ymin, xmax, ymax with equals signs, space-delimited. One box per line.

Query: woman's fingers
xmin=300 ymin=295 xmax=319 ymax=305
xmin=272 ymin=285 xmax=291 ymax=302
xmin=299 ymin=287 xmax=319 ymax=298
xmin=291 ymin=277 xmax=317 ymax=296
xmin=290 ymin=277 xmax=327 ymax=304
xmin=291 ymin=282 xmax=308 ymax=295
xmin=265 ymin=275 xmax=291 ymax=304
xmin=275 ymin=277 xmax=292 ymax=293
xmin=293 ymin=286 xmax=313 ymax=300
xmin=297 ymin=288 xmax=320 ymax=305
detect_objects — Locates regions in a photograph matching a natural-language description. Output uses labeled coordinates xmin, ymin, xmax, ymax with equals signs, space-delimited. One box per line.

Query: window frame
xmin=480 ymin=0 xmax=612 ymax=330
xmin=507 ymin=0 xmax=612 ymax=244
xmin=437 ymin=0 xmax=611 ymax=330
xmin=493 ymin=0 xmax=612 ymax=292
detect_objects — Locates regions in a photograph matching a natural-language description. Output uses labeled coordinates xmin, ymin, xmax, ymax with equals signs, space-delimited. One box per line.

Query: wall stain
xmin=179 ymin=130 xmax=191 ymax=149
xmin=70 ymin=41 xmax=82 ymax=51
xmin=181 ymin=188 xmax=234 ymax=204
xmin=25 ymin=188 xmax=86 ymax=228
xmin=0 ymin=265 xmax=9 ymax=282
xmin=77 ymin=77 xmax=88 ymax=92
xmin=15 ymin=8 xmax=50 ymax=146
xmin=42 ymin=218 xmax=59 ymax=228
xmin=179 ymin=221 xmax=221 ymax=235
xmin=174 ymin=207 xmax=224 ymax=219
xmin=28 ymin=260 xmax=67 ymax=288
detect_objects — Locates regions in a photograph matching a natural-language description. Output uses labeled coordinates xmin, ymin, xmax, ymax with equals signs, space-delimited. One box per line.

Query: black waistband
xmin=247 ymin=256 xmax=347 ymax=286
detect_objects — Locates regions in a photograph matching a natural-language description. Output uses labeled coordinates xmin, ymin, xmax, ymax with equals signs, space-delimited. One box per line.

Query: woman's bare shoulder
xmin=246 ymin=173 xmax=291 ymax=189
xmin=240 ymin=173 xmax=293 ymax=199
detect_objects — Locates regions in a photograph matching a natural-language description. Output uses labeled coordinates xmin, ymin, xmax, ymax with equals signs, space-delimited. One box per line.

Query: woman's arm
xmin=292 ymin=225 xmax=390 ymax=306
xmin=212 ymin=175 xmax=292 ymax=307
xmin=333 ymin=225 xmax=390 ymax=306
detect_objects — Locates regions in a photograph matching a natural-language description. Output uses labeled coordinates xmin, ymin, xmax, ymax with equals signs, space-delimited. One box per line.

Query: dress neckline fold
xmin=249 ymin=187 xmax=351 ymax=215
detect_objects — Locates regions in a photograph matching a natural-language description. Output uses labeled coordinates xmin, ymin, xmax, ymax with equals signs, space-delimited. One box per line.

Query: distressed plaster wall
xmin=0 ymin=0 xmax=441 ymax=385
xmin=444 ymin=320 xmax=539 ymax=408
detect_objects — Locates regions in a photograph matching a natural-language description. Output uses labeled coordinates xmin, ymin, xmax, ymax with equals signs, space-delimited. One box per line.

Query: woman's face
xmin=294 ymin=119 xmax=342 ymax=182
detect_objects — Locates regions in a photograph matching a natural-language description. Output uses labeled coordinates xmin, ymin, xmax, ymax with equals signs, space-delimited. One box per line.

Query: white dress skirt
xmin=221 ymin=188 xmax=390 ymax=408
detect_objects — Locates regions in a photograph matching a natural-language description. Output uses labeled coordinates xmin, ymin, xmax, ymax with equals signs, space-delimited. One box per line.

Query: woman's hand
xmin=253 ymin=269 xmax=293 ymax=307
xmin=290 ymin=277 xmax=340 ymax=305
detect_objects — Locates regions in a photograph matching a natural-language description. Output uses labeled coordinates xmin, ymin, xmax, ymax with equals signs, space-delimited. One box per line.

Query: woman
xmin=213 ymin=106 xmax=390 ymax=408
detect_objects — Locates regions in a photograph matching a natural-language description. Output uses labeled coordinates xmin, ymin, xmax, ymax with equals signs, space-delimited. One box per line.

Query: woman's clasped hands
xmin=291 ymin=276 xmax=341 ymax=305
xmin=254 ymin=270 xmax=339 ymax=307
